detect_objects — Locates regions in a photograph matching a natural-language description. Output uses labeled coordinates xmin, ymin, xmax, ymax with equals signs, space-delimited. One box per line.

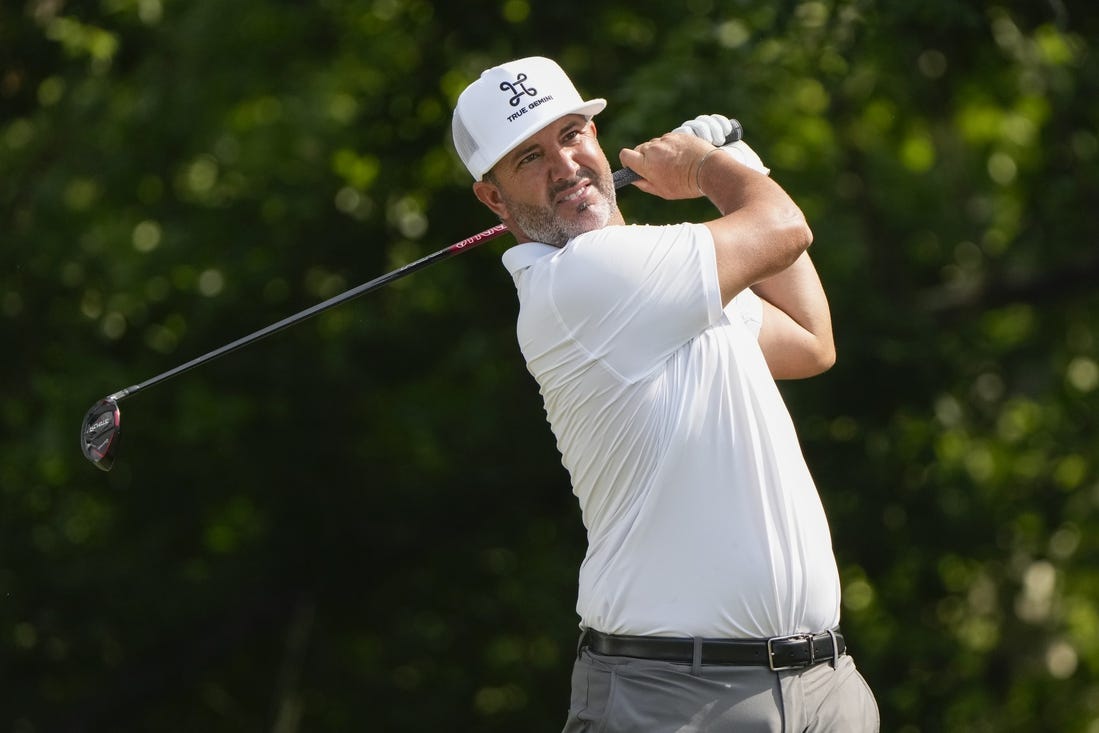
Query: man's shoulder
xmin=503 ymin=222 xmax=706 ymax=276
xmin=568 ymin=222 xmax=703 ymax=253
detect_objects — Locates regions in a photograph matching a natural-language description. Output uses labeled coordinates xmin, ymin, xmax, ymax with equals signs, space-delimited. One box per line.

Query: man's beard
xmin=503 ymin=169 xmax=617 ymax=247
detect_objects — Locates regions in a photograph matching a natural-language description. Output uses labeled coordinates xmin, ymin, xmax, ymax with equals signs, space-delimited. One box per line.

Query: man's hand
xmin=672 ymin=113 xmax=737 ymax=145
xmin=673 ymin=114 xmax=771 ymax=176
xmin=617 ymin=133 xmax=719 ymax=201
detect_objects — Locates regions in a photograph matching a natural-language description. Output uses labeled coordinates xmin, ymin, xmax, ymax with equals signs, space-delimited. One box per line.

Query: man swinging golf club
xmin=452 ymin=56 xmax=879 ymax=731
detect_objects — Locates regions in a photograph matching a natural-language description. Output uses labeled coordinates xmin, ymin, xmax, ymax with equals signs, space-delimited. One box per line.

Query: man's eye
xmin=518 ymin=152 xmax=539 ymax=166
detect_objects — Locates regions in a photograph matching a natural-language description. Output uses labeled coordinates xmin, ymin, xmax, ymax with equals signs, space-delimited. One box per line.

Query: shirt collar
xmin=501 ymin=242 xmax=559 ymax=276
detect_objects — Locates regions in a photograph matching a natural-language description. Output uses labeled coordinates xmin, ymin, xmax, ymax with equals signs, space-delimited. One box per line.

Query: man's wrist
xmin=695 ymin=148 xmax=722 ymax=197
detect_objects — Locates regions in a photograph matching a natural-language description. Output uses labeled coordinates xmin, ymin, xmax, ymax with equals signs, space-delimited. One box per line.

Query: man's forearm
xmin=752 ymin=251 xmax=835 ymax=367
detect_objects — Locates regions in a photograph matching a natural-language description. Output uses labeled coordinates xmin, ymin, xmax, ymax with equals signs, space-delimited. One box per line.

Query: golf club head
xmin=81 ymin=399 xmax=121 ymax=471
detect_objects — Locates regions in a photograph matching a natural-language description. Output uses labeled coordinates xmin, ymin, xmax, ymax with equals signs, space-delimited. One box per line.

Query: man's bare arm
xmin=753 ymin=252 xmax=836 ymax=380
xmin=619 ymin=134 xmax=812 ymax=305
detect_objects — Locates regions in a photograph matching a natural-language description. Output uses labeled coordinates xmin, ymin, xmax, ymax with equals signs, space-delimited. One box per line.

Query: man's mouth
xmin=554 ymin=180 xmax=592 ymax=208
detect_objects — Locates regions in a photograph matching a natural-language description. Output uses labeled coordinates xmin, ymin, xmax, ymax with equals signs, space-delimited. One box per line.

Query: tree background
xmin=3 ymin=0 xmax=1097 ymax=730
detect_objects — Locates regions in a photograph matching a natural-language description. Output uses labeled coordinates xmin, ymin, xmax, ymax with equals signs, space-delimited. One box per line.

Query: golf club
xmin=81 ymin=120 xmax=744 ymax=471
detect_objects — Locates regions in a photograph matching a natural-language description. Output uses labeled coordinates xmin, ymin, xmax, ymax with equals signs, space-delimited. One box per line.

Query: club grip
xmin=612 ymin=118 xmax=744 ymax=189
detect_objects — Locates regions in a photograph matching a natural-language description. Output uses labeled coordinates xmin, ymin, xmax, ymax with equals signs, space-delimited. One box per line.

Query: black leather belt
xmin=582 ymin=628 xmax=845 ymax=670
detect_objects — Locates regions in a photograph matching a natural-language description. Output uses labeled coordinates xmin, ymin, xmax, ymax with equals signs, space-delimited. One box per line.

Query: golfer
xmin=452 ymin=56 xmax=879 ymax=732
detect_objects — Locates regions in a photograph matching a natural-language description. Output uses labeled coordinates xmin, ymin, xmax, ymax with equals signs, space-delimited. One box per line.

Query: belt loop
xmin=691 ymin=637 xmax=703 ymax=675
xmin=825 ymin=628 xmax=839 ymax=668
xmin=576 ymin=628 xmax=589 ymax=659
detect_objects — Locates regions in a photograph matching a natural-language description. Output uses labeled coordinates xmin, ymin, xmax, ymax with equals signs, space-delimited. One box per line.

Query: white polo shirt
xmin=503 ymin=222 xmax=841 ymax=639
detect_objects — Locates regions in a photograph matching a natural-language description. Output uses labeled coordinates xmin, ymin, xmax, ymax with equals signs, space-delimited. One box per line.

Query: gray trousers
xmin=562 ymin=647 xmax=879 ymax=732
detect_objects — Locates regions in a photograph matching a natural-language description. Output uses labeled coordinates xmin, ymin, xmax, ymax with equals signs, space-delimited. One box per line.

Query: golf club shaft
xmin=105 ymin=222 xmax=510 ymax=403
xmin=102 ymin=123 xmax=743 ymax=404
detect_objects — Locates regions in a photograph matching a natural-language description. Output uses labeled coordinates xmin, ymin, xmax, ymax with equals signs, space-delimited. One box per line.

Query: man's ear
xmin=473 ymin=180 xmax=509 ymax=220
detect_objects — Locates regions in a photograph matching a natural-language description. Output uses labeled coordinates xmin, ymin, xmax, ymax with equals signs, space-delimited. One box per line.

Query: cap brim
xmin=477 ymin=98 xmax=607 ymax=180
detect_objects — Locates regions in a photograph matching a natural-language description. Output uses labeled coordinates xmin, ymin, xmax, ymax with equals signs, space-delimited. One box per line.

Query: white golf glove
xmin=672 ymin=114 xmax=770 ymax=176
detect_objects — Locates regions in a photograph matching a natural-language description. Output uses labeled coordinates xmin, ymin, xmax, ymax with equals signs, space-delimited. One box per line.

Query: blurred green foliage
xmin=2 ymin=0 xmax=1098 ymax=730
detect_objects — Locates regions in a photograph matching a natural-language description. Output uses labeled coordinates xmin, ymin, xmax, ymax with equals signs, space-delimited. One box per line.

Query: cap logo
xmin=499 ymin=72 xmax=537 ymax=107
xmin=499 ymin=71 xmax=555 ymax=123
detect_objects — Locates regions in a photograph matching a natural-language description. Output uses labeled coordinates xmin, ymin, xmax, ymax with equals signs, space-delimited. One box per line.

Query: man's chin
xmin=512 ymin=197 xmax=614 ymax=245
xmin=565 ymin=204 xmax=612 ymax=236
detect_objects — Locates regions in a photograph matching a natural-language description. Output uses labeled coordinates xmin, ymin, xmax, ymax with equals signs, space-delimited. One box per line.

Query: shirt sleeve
xmin=544 ymin=223 xmax=724 ymax=383
xmin=727 ymin=287 xmax=763 ymax=338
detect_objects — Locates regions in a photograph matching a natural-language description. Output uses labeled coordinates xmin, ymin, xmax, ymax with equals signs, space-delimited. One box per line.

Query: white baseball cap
xmin=452 ymin=56 xmax=607 ymax=180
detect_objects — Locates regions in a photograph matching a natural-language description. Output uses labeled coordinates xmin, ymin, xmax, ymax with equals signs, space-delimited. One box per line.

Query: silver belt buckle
xmin=767 ymin=633 xmax=814 ymax=671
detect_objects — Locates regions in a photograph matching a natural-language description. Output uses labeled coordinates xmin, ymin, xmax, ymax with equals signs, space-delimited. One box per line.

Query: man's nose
xmin=547 ymin=146 xmax=581 ymax=180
